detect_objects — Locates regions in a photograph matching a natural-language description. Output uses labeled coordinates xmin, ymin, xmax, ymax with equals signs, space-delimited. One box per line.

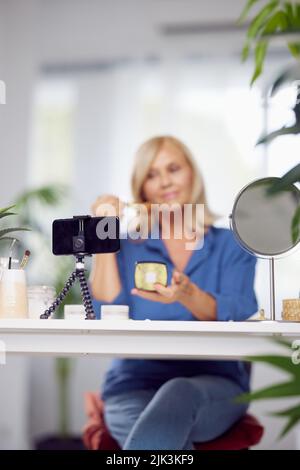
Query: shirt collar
xmin=134 ymin=226 xmax=216 ymax=275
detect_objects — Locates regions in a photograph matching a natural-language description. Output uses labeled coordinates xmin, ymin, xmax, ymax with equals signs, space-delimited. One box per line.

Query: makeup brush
xmin=20 ymin=250 xmax=31 ymax=269
xmin=8 ymin=238 xmax=17 ymax=270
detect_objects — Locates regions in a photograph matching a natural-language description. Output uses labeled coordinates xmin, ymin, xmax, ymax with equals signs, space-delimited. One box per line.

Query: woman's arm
xmin=89 ymin=194 xmax=124 ymax=302
xmin=179 ymin=281 xmax=217 ymax=321
xmin=89 ymin=253 xmax=122 ymax=302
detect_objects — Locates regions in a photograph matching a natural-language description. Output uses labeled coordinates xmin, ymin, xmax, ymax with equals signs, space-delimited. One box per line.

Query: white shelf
xmin=0 ymin=318 xmax=300 ymax=333
xmin=0 ymin=319 xmax=299 ymax=360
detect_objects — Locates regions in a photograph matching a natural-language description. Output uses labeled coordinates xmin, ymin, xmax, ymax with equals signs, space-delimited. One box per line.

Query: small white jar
xmin=64 ymin=304 xmax=86 ymax=320
xmin=27 ymin=285 xmax=56 ymax=319
xmin=101 ymin=305 xmax=129 ymax=320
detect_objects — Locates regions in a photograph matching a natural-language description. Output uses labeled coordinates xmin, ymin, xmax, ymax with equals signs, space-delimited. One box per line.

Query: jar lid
xmin=28 ymin=285 xmax=56 ymax=292
xmin=64 ymin=304 xmax=85 ymax=313
xmin=101 ymin=305 xmax=129 ymax=314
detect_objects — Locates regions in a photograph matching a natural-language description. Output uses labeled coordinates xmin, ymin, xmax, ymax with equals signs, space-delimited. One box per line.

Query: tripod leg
xmin=77 ymin=269 xmax=96 ymax=320
xmin=40 ymin=271 xmax=77 ymax=319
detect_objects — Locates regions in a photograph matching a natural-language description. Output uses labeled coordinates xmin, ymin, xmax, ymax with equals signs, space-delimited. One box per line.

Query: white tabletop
xmin=0 ymin=319 xmax=299 ymax=360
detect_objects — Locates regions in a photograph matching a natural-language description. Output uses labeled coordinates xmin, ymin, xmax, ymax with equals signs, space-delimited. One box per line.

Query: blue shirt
xmin=92 ymin=226 xmax=258 ymax=400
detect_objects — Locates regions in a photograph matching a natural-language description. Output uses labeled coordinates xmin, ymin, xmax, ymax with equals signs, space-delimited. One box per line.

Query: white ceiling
xmin=0 ymin=0 xmax=290 ymax=73
xmin=35 ymin=0 xmax=255 ymax=65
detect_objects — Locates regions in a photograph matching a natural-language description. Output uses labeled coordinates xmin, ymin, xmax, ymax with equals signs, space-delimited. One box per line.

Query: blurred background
xmin=0 ymin=0 xmax=299 ymax=449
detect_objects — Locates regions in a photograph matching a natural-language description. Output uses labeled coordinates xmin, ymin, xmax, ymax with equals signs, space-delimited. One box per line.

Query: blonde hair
xmin=131 ymin=135 xmax=217 ymax=228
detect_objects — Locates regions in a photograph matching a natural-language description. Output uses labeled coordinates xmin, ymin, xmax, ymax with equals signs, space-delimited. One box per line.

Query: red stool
xmin=82 ymin=392 xmax=264 ymax=451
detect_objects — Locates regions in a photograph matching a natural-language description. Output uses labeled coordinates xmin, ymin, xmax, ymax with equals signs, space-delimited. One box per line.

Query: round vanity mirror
xmin=230 ymin=177 xmax=300 ymax=320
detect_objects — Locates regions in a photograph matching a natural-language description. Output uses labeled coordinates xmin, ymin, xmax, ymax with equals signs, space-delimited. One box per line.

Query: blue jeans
xmin=104 ymin=375 xmax=248 ymax=450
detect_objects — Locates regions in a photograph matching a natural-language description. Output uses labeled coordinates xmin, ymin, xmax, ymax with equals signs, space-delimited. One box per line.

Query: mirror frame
xmin=230 ymin=177 xmax=300 ymax=258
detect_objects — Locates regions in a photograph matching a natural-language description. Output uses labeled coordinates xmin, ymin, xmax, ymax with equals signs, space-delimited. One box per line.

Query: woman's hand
xmin=131 ymin=270 xmax=217 ymax=320
xmin=131 ymin=270 xmax=192 ymax=304
xmin=91 ymin=195 xmax=125 ymax=218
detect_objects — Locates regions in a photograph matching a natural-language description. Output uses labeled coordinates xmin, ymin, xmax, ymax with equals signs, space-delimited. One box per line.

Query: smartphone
xmin=52 ymin=216 xmax=120 ymax=256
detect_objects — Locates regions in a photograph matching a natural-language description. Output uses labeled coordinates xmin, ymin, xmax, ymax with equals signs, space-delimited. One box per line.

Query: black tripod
xmin=40 ymin=254 xmax=96 ymax=320
xmin=41 ymin=215 xmax=97 ymax=320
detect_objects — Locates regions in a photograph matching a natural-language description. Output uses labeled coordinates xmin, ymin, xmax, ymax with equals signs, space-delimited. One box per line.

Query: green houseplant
xmin=239 ymin=0 xmax=300 ymax=237
xmin=237 ymin=340 xmax=300 ymax=438
xmin=10 ymin=185 xmax=83 ymax=449
xmin=237 ymin=0 xmax=300 ymax=439
xmin=0 ymin=205 xmax=29 ymax=244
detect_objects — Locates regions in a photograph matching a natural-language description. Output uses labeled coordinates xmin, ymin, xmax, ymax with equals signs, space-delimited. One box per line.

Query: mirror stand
xmin=269 ymin=257 xmax=276 ymax=321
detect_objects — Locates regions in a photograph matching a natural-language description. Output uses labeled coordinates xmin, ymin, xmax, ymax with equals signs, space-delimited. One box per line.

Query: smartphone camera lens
xmin=73 ymin=235 xmax=85 ymax=252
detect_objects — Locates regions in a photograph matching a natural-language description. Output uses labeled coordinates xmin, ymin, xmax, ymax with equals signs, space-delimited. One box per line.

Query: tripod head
xmin=72 ymin=215 xmax=90 ymax=256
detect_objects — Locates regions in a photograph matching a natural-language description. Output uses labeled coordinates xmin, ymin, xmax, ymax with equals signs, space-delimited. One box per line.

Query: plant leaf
xmin=279 ymin=415 xmax=300 ymax=439
xmin=293 ymin=95 xmax=300 ymax=123
xmin=288 ymin=42 xmax=300 ymax=59
xmin=247 ymin=1 xmax=279 ymax=39
xmin=245 ymin=355 xmax=300 ymax=378
xmin=266 ymin=163 xmax=300 ymax=192
xmin=271 ymin=403 xmax=300 ymax=439
xmin=236 ymin=380 xmax=300 ymax=403
xmin=242 ymin=41 xmax=251 ymax=62
xmin=251 ymin=40 xmax=268 ymax=84
xmin=271 ymin=403 xmax=300 ymax=418
xmin=0 ymin=236 xmax=19 ymax=243
xmin=286 ymin=2 xmax=300 ymax=28
xmin=293 ymin=4 xmax=300 ymax=28
xmin=0 ymin=212 xmax=16 ymax=220
xmin=271 ymin=64 xmax=300 ymax=96
xmin=285 ymin=2 xmax=294 ymax=22
xmin=292 ymin=204 xmax=300 ymax=243
xmin=260 ymin=10 xmax=289 ymax=36
xmin=15 ymin=185 xmax=68 ymax=209
xmin=0 ymin=205 xmax=16 ymax=214
xmin=238 ymin=0 xmax=262 ymax=24
xmin=257 ymin=123 xmax=300 ymax=144
xmin=0 ymin=227 xmax=30 ymax=238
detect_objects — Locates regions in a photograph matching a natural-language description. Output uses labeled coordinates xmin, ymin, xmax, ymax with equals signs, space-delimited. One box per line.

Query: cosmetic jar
xmin=101 ymin=305 xmax=129 ymax=320
xmin=134 ymin=262 xmax=167 ymax=291
xmin=64 ymin=304 xmax=86 ymax=320
xmin=282 ymin=299 xmax=300 ymax=321
xmin=28 ymin=285 xmax=56 ymax=319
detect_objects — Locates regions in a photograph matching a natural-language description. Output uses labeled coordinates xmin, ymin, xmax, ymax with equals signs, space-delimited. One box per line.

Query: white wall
xmin=73 ymin=74 xmax=118 ymax=212
xmin=0 ymin=0 xmax=39 ymax=450
xmin=0 ymin=0 xmax=38 ymax=204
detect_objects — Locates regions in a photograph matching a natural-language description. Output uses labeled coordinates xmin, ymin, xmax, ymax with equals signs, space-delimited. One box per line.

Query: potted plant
xmin=9 ymin=185 xmax=84 ymax=449
xmin=236 ymin=0 xmax=300 ymax=439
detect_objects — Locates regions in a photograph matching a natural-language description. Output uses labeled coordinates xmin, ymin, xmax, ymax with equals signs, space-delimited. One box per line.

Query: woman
xmin=90 ymin=136 xmax=257 ymax=450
